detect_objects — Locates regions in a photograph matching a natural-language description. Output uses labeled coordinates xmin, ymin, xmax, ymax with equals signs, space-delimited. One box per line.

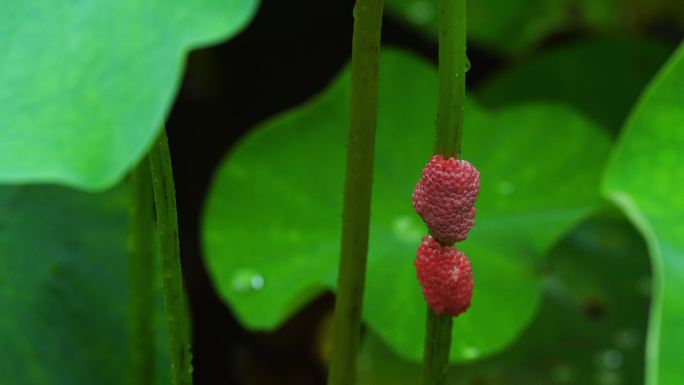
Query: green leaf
xmin=0 ymin=185 xmax=169 ymax=385
xmin=0 ymin=0 xmax=259 ymax=191
xmin=603 ymin=40 xmax=684 ymax=385
xmin=385 ymin=0 xmax=684 ymax=53
xmin=385 ymin=0 xmax=566 ymax=51
xmin=201 ymin=49 xmax=611 ymax=361
xmin=477 ymin=38 xmax=673 ymax=133
xmin=357 ymin=215 xmax=651 ymax=385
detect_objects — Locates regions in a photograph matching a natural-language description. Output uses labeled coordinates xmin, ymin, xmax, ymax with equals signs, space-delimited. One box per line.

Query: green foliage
xmin=202 ymin=49 xmax=611 ymax=362
xmin=603 ymin=40 xmax=684 ymax=385
xmin=386 ymin=0 xmax=564 ymax=51
xmin=384 ymin=0 xmax=684 ymax=52
xmin=477 ymin=38 xmax=673 ymax=133
xmin=0 ymin=184 xmax=169 ymax=385
xmin=0 ymin=0 xmax=259 ymax=191
xmin=357 ymin=215 xmax=651 ymax=385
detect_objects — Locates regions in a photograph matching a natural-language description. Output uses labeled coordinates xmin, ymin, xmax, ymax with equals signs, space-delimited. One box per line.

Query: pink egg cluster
xmin=412 ymin=155 xmax=480 ymax=317
xmin=415 ymin=236 xmax=473 ymax=316
xmin=412 ymin=155 xmax=480 ymax=244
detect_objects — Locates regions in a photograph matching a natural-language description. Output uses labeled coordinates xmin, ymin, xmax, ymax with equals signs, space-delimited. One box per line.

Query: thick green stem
xmin=127 ymin=160 xmax=155 ymax=385
xmin=423 ymin=0 xmax=467 ymax=384
xmin=149 ymin=129 xmax=193 ymax=385
xmin=327 ymin=1 xmax=384 ymax=385
xmin=422 ymin=309 xmax=453 ymax=385
xmin=434 ymin=0 xmax=467 ymax=158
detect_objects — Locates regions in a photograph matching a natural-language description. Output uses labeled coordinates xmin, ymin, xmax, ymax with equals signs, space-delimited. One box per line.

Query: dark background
xmin=165 ymin=1 xmax=682 ymax=384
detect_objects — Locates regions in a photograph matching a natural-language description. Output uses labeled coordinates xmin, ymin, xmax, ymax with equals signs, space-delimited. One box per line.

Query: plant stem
xmin=327 ymin=1 xmax=384 ymax=385
xmin=149 ymin=128 xmax=193 ymax=385
xmin=434 ymin=0 xmax=467 ymax=158
xmin=423 ymin=0 xmax=467 ymax=384
xmin=422 ymin=309 xmax=453 ymax=385
xmin=127 ymin=160 xmax=155 ymax=385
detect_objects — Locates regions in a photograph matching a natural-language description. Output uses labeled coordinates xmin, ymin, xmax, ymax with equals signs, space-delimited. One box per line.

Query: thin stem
xmin=434 ymin=0 xmax=467 ymax=158
xmin=149 ymin=129 xmax=193 ymax=385
xmin=327 ymin=1 xmax=384 ymax=385
xmin=127 ymin=160 xmax=155 ymax=385
xmin=422 ymin=309 xmax=453 ymax=385
xmin=423 ymin=0 xmax=467 ymax=384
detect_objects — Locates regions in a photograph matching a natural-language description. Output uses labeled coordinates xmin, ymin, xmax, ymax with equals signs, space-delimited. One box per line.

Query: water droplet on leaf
xmin=462 ymin=346 xmax=480 ymax=359
xmin=392 ymin=215 xmax=423 ymax=243
xmin=613 ymin=329 xmax=639 ymax=350
xmin=232 ymin=269 xmax=265 ymax=293
xmin=602 ymin=349 xmax=624 ymax=370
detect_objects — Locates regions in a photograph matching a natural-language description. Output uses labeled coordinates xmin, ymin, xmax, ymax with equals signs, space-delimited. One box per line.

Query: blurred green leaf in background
xmin=603 ymin=40 xmax=684 ymax=385
xmin=201 ymin=49 xmax=611 ymax=362
xmin=385 ymin=0 xmax=684 ymax=53
xmin=476 ymin=38 xmax=673 ymax=134
xmin=357 ymin=215 xmax=651 ymax=385
xmin=0 ymin=185 xmax=169 ymax=385
xmin=0 ymin=0 xmax=259 ymax=191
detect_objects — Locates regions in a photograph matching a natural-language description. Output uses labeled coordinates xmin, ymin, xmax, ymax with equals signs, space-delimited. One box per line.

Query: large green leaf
xmin=0 ymin=185 xmax=169 ymax=385
xmin=357 ymin=215 xmax=651 ymax=384
xmin=603 ymin=40 xmax=684 ymax=385
xmin=385 ymin=0 xmax=683 ymax=53
xmin=477 ymin=39 xmax=673 ymax=134
xmin=201 ymin=49 xmax=611 ymax=361
xmin=385 ymin=0 xmax=565 ymax=51
xmin=0 ymin=0 xmax=259 ymax=190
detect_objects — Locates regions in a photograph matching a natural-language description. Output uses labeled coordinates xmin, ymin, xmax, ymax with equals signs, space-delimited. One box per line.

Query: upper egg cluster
xmin=412 ymin=155 xmax=480 ymax=245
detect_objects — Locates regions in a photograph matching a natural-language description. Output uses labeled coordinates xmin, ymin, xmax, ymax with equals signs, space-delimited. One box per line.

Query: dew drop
xmin=462 ymin=346 xmax=480 ymax=359
xmin=602 ymin=349 xmax=624 ymax=370
xmin=613 ymin=329 xmax=639 ymax=350
xmin=392 ymin=215 xmax=423 ymax=243
xmin=232 ymin=269 xmax=265 ymax=293
xmin=251 ymin=275 xmax=264 ymax=290
xmin=452 ymin=265 xmax=460 ymax=280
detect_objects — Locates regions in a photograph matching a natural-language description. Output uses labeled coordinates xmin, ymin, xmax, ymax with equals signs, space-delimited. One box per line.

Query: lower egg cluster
xmin=415 ymin=236 xmax=473 ymax=316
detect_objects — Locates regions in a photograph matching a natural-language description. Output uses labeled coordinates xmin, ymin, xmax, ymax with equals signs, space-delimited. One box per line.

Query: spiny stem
xmin=127 ymin=160 xmax=155 ymax=385
xmin=149 ymin=128 xmax=193 ymax=385
xmin=327 ymin=1 xmax=384 ymax=385
xmin=423 ymin=0 xmax=467 ymax=384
